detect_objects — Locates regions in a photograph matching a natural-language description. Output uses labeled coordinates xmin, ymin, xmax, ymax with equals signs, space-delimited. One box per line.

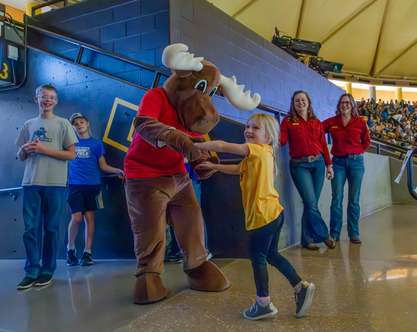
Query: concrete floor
xmin=1 ymin=204 xmax=417 ymax=332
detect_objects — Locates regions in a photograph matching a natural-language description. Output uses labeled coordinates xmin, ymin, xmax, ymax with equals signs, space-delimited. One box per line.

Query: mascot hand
xmin=190 ymin=153 xmax=219 ymax=179
xmin=134 ymin=115 xmax=174 ymax=148
xmin=164 ymin=130 xmax=202 ymax=162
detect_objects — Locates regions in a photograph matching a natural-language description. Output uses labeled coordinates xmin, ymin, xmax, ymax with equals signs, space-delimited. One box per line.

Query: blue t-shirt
xmin=68 ymin=137 xmax=105 ymax=185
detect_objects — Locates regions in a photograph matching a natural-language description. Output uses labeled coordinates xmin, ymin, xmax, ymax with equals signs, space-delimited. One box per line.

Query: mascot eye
xmin=208 ymin=87 xmax=218 ymax=97
xmin=195 ymin=79 xmax=207 ymax=93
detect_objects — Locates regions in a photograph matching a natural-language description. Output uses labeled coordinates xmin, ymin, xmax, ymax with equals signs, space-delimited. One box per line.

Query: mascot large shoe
xmin=123 ymin=43 xmax=261 ymax=305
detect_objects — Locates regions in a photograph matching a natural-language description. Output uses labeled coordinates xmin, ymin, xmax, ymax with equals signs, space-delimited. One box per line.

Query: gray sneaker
xmin=80 ymin=251 xmax=93 ymax=266
xmin=295 ymin=282 xmax=315 ymax=318
xmin=243 ymin=301 xmax=278 ymax=320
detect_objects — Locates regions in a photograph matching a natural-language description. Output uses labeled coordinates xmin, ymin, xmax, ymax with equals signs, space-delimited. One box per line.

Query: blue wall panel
xmin=0 ymin=48 xmax=147 ymax=259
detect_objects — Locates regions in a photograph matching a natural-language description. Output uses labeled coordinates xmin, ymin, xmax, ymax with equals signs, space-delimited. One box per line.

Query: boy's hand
xmin=26 ymin=139 xmax=47 ymax=155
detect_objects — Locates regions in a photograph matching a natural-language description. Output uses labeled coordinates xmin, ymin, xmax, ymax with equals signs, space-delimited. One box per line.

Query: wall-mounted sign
xmin=0 ymin=58 xmax=12 ymax=85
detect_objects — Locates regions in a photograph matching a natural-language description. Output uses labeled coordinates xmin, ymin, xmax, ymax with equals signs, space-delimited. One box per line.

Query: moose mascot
xmin=124 ymin=43 xmax=261 ymax=304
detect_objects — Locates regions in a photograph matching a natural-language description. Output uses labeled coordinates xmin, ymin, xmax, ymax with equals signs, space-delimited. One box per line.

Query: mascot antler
xmin=220 ymin=75 xmax=261 ymax=111
xmin=162 ymin=43 xmax=204 ymax=72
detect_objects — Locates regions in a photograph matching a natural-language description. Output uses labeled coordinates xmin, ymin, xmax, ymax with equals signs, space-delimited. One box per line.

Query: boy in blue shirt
xmin=66 ymin=113 xmax=123 ymax=266
xmin=15 ymin=85 xmax=78 ymax=289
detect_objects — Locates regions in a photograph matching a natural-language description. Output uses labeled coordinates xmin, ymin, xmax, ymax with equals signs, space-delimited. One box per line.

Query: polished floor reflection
xmin=1 ymin=204 xmax=417 ymax=332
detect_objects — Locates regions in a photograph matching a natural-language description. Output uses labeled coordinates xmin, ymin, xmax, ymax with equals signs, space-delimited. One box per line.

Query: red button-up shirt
xmin=280 ymin=115 xmax=332 ymax=166
xmin=322 ymin=115 xmax=370 ymax=156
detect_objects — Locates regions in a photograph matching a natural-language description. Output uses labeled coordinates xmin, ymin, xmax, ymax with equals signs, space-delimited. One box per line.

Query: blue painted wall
xmin=0 ymin=0 xmax=170 ymax=259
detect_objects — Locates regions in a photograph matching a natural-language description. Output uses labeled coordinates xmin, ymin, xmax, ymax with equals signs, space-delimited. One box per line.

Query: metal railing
xmin=406 ymin=148 xmax=417 ymax=200
xmin=0 ymin=186 xmax=21 ymax=201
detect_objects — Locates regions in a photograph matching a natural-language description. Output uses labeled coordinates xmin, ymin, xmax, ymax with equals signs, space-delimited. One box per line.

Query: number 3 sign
xmin=0 ymin=62 xmax=8 ymax=79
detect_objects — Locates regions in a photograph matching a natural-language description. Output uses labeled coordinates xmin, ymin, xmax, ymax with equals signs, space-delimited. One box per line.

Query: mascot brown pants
xmin=125 ymin=172 xmax=229 ymax=304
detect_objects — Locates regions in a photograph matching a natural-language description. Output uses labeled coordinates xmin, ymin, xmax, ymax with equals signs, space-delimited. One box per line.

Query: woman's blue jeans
xmin=249 ymin=213 xmax=302 ymax=297
xmin=22 ymin=186 xmax=66 ymax=279
xmin=330 ymin=155 xmax=365 ymax=241
xmin=289 ymin=158 xmax=330 ymax=247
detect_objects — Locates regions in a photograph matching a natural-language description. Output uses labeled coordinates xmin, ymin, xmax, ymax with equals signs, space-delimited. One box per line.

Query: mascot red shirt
xmin=125 ymin=88 xmax=202 ymax=178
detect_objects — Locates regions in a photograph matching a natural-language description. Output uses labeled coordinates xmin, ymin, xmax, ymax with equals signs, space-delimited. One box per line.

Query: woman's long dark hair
xmin=289 ymin=90 xmax=317 ymax=122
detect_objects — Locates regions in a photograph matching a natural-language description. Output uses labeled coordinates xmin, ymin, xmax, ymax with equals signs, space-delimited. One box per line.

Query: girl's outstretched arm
xmin=195 ymin=140 xmax=249 ymax=156
xmin=197 ymin=161 xmax=241 ymax=175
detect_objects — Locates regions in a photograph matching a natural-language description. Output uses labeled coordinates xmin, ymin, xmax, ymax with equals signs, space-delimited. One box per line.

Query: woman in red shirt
xmin=323 ymin=93 xmax=370 ymax=244
xmin=280 ymin=91 xmax=335 ymax=250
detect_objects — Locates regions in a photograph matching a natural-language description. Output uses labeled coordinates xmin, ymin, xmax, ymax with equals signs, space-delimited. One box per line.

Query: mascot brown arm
xmin=133 ymin=115 xmax=205 ymax=162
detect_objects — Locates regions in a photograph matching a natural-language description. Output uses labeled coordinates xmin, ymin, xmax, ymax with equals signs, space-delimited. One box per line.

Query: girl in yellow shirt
xmin=195 ymin=113 xmax=315 ymax=321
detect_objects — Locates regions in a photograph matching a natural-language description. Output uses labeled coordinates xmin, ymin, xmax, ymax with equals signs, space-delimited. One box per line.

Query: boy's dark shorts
xmin=66 ymin=184 xmax=102 ymax=214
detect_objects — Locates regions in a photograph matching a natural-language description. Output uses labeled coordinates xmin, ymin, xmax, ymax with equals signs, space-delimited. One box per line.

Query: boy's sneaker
xmin=80 ymin=251 xmax=94 ymax=266
xmin=243 ymin=301 xmax=278 ymax=320
xmin=66 ymin=249 xmax=79 ymax=266
xmin=295 ymin=282 xmax=315 ymax=318
xmin=34 ymin=274 xmax=53 ymax=287
xmin=17 ymin=276 xmax=37 ymax=290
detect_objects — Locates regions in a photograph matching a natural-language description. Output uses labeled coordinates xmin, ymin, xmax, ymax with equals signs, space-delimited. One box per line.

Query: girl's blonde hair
xmin=247 ymin=113 xmax=280 ymax=148
xmin=247 ymin=113 xmax=280 ymax=178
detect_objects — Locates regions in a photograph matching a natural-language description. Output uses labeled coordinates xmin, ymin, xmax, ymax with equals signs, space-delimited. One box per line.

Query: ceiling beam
xmin=232 ymin=0 xmax=259 ymax=19
xmin=321 ymin=0 xmax=378 ymax=45
xmin=370 ymin=0 xmax=390 ymax=77
xmin=295 ymin=0 xmax=306 ymax=38
xmin=375 ymin=37 xmax=417 ymax=75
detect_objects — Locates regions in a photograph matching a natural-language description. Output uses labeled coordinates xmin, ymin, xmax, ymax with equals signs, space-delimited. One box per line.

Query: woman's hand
xmin=326 ymin=165 xmax=334 ymax=180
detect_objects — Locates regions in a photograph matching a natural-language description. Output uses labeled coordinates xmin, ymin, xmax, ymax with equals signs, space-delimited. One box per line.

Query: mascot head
xmin=162 ymin=44 xmax=261 ymax=134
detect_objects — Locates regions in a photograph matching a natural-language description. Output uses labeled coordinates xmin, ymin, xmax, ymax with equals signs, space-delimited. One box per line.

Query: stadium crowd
xmin=357 ymin=98 xmax=417 ymax=148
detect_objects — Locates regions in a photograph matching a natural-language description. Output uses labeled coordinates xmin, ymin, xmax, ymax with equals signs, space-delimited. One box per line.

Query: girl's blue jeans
xmin=22 ymin=186 xmax=66 ymax=279
xmin=330 ymin=155 xmax=365 ymax=241
xmin=289 ymin=158 xmax=330 ymax=247
xmin=249 ymin=213 xmax=302 ymax=297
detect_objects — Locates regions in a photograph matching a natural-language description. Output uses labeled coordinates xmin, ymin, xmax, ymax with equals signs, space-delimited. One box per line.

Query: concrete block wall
xmin=34 ymin=0 xmax=170 ymax=88
xmin=169 ymin=0 xmax=343 ymax=123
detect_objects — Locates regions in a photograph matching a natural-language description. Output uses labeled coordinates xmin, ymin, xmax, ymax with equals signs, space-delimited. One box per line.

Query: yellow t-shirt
xmin=240 ymin=143 xmax=283 ymax=231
